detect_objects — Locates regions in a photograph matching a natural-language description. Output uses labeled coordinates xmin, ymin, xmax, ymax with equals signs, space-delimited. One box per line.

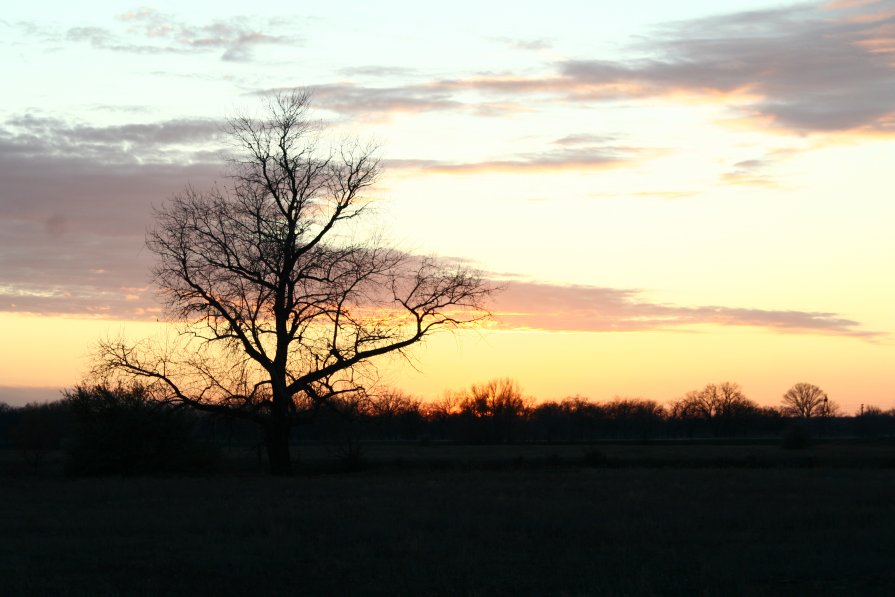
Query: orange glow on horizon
xmin=2 ymin=311 xmax=893 ymax=416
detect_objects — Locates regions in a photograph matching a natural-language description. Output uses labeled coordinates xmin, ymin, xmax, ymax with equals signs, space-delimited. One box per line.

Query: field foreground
xmin=3 ymin=454 xmax=895 ymax=596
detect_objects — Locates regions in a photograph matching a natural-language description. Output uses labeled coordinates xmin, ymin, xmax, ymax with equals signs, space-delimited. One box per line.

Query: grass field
xmin=3 ymin=444 xmax=895 ymax=596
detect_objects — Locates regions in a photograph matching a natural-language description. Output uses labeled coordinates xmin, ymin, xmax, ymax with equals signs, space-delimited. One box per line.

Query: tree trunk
xmin=265 ymin=423 xmax=293 ymax=475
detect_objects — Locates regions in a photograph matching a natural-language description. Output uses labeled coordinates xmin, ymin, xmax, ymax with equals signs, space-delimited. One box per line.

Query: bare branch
xmin=95 ymin=89 xmax=496 ymax=474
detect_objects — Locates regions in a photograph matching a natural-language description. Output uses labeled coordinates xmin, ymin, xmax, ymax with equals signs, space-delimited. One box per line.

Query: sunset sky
xmin=1 ymin=0 xmax=893 ymax=411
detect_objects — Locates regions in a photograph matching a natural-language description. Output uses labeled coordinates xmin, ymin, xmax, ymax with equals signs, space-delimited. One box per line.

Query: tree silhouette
xmin=781 ymin=383 xmax=837 ymax=418
xmin=95 ymin=91 xmax=493 ymax=474
xmin=366 ymin=388 xmax=423 ymax=440
xmin=458 ymin=378 xmax=529 ymax=442
xmin=670 ymin=382 xmax=759 ymax=436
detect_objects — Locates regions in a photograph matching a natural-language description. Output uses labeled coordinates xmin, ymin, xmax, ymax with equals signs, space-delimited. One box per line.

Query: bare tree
xmin=95 ymin=91 xmax=493 ymax=474
xmin=368 ymin=388 xmax=421 ymax=419
xmin=671 ymin=382 xmax=754 ymax=420
xmin=458 ymin=378 xmax=530 ymax=443
xmin=670 ymin=382 xmax=758 ymax=436
xmin=459 ymin=378 xmax=529 ymax=420
xmin=781 ymin=383 xmax=838 ymax=418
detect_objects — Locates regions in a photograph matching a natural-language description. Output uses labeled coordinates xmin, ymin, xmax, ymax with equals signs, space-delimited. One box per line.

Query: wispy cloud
xmin=3 ymin=114 xmax=223 ymax=163
xmin=520 ymin=3 xmax=895 ymax=134
xmin=298 ymin=3 xmax=895 ymax=136
xmin=337 ymin=65 xmax=420 ymax=78
xmin=382 ymin=132 xmax=650 ymax=175
xmin=384 ymin=142 xmax=653 ymax=175
xmin=493 ymin=37 xmax=554 ymax=51
xmin=493 ymin=280 xmax=877 ymax=338
xmin=553 ymin=133 xmax=617 ymax=146
xmin=721 ymin=158 xmax=777 ymax=187
xmin=61 ymin=8 xmax=295 ymax=61
xmin=305 ymin=83 xmax=462 ymax=115
xmin=718 ymin=146 xmax=804 ymax=186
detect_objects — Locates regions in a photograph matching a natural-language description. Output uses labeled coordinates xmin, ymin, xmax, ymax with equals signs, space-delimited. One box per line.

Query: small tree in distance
xmin=671 ymin=382 xmax=755 ymax=420
xmin=460 ymin=378 xmax=528 ymax=420
xmin=95 ymin=91 xmax=493 ymax=474
xmin=458 ymin=378 xmax=530 ymax=443
xmin=670 ymin=382 xmax=759 ymax=436
xmin=781 ymin=383 xmax=839 ymax=418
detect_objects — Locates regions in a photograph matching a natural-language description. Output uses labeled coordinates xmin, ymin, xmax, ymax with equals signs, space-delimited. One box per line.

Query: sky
xmin=1 ymin=0 xmax=894 ymax=411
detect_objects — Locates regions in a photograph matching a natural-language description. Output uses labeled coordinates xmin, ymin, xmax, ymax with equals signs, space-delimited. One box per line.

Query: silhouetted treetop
xmin=781 ymin=383 xmax=838 ymax=418
xmin=95 ymin=90 xmax=494 ymax=474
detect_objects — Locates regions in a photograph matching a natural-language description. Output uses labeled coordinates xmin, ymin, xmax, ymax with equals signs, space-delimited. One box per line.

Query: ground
xmin=2 ymin=443 xmax=895 ymax=595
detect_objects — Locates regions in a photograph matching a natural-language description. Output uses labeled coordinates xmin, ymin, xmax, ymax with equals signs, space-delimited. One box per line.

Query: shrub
xmin=9 ymin=401 xmax=70 ymax=469
xmin=64 ymin=383 xmax=217 ymax=475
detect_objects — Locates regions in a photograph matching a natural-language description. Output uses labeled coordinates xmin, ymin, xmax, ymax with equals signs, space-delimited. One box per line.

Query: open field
xmin=287 ymin=440 xmax=895 ymax=471
xmin=3 ymin=443 xmax=895 ymax=596
xmin=202 ymin=439 xmax=895 ymax=475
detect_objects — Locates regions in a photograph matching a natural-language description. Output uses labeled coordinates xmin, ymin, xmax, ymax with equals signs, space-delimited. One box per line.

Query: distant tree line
xmin=2 ymin=379 xmax=893 ymax=473
xmin=294 ymin=380 xmax=889 ymax=445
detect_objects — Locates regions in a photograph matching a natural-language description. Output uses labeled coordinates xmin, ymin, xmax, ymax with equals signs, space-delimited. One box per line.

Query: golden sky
xmin=1 ymin=0 xmax=894 ymax=410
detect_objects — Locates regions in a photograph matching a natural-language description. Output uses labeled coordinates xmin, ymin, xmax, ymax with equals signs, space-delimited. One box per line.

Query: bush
xmin=0 ymin=402 xmax=16 ymax=448
xmin=9 ymin=401 xmax=70 ymax=469
xmin=64 ymin=383 xmax=217 ymax=475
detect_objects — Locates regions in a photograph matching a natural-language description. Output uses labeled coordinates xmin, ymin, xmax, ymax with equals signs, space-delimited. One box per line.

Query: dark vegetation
xmin=64 ymin=384 xmax=217 ymax=475
xmin=3 ymin=382 xmax=895 ymax=595
xmin=3 ymin=467 xmax=895 ymax=595
xmin=1 ymin=380 xmax=894 ymax=476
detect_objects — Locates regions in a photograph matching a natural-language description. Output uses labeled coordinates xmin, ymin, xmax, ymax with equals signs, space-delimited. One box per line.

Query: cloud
xmin=306 ymin=83 xmax=462 ymax=115
xmin=2 ymin=114 xmax=224 ymax=162
xmin=719 ymin=146 xmax=804 ymax=186
xmin=553 ymin=134 xmax=617 ymax=146
xmin=0 ymin=115 xmax=875 ymax=347
xmin=338 ymin=66 xmax=420 ymax=78
xmin=384 ymin=143 xmax=652 ymax=175
xmin=493 ymin=280 xmax=877 ymax=338
xmin=824 ymin=0 xmax=881 ymax=9
xmin=304 ymin=3 xmax=894 ymax=135
xmin=555 ymin=3 xmax=895 ymax=133
xmin=264 ymin=81 xmax=533 ymax=119
xmin=0 ymin=116 xmax=220 ymax=318
xmin=721 ymin=158 xmax=777 ymax=187
xmin=62 ymin=8 xmax=294 ymax=61
xmin=494 ymin=37 xmax=553 ymax=51
xmin=382 ymin=132 xmax=652 ymax=176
